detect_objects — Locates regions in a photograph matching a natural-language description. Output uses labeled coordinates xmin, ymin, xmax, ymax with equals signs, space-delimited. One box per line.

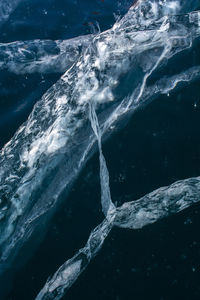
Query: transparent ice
xmin=0 ymin=1 xmax=199 ymax=299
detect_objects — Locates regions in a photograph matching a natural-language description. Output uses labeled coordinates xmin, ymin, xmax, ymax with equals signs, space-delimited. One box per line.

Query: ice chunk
xmin=0 ymin=35 xmax=93 ymax=74
xmin=36 ymin=216 xmax=114 ymax=300
xmin=115 ymin=177 xmax=200 ymax=229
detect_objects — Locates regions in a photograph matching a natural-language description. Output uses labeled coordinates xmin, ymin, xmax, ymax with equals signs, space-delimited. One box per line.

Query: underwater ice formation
xmin=89 ymin=103 xmax=116 ymax=216
xmin=0 ymin=35 xmax=93 ymax=74
xmin=115 ymin=177 xmax=200 ymax=229
xmin=36 ymin=176 xmax=200 ymax=300
xmin=36 ymin=216 xmax=115 ymax=300
xmin=36 ymin=4 xmax=200 ymax=300
xmin=0 ymin=0 xmax=200 ymax=298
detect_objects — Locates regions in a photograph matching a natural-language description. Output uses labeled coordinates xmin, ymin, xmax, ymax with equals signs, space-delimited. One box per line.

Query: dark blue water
xmin=1 ymin=1 xmax=200 ymax=300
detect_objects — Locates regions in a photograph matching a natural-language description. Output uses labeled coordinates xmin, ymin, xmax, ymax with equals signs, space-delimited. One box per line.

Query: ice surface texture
xmin=0 ymin=35 xmax=93 ymax=74
xmin=0 ymin=0 xmax=199 ymax=299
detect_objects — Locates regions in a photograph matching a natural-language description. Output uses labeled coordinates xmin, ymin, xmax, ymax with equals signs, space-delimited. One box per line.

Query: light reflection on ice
xmin=0 ymin=0 xmax=200 ymax=298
